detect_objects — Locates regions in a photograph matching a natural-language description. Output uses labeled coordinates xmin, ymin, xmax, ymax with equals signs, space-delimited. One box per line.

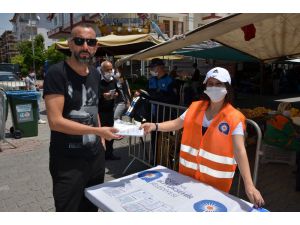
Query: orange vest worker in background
xmin=141 ymin=67 xmax=265 ymax=208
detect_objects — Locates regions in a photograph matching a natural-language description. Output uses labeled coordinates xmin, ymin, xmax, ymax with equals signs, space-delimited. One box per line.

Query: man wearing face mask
xmin=146 ymin=58 xmax=178 ymax=105
xmin=141 ymin=67 xmax=265 ymax=209
xmin=98 ymin=60 xmax=121 ymax=160
xmin=134 ymin=58 xmax=178 ymax=121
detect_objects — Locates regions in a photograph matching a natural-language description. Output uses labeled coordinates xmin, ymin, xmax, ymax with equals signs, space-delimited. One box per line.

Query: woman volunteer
xmin=141 ymin=67 xmax=265 ymax=208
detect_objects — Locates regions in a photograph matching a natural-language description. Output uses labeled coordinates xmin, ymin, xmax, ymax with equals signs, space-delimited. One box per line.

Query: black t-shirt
xmin=43 ymin=61 xmax=103 ymax=158
xmin=98 ymin=75 xmax=118 ymax=112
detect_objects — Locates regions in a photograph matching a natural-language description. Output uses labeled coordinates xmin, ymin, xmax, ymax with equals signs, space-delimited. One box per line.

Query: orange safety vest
xmin=179 ymin=100 xmax=246 ymax=192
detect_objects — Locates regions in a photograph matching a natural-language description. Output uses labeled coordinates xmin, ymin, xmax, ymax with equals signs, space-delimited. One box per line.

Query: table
xmin=85 ymin=165 xmax=268 ymax=212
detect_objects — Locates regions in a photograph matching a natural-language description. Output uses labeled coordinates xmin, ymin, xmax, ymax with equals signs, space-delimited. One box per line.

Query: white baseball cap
xmin=203 ymin=67 xmax=231 ymax=85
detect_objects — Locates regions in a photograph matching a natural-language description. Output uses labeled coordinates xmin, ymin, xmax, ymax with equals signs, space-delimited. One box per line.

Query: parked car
xmin=0 ymin=63 xmax=20 ymax=75
xmin=0 ymin=71 xmax=26 ymax=91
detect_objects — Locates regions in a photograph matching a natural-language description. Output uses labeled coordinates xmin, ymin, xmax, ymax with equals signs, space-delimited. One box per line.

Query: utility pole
xmin=30 ymin=13 xmax=36 ymax=74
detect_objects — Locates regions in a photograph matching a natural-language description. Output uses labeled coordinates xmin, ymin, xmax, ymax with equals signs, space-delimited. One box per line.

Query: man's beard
xmin=73 ymin=50 xmax=93 ymax=64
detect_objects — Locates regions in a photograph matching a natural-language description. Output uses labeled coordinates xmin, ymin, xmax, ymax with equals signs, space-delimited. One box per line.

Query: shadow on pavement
xmin=104 ymin=145 xmax=149 ymax=180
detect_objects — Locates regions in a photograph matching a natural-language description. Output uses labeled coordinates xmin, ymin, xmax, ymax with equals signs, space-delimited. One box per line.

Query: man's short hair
xmin=147 ymin=58 xmax=165 ymax=68
xmin=70 ymin=24 xmax=96 ymax=38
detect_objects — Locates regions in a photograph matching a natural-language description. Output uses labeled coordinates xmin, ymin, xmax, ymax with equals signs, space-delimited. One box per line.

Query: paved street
xmin=0 ymin=95 xmax=300 ymax=212
xmin=0 ymin=96 xmax=148 ymax=211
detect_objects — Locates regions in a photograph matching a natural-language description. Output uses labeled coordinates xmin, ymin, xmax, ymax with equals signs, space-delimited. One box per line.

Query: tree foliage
xmin=14 ymin=35 xmax=67 ymax=78
xmin=45 ymin=43 xmax=66 ymax=65
xmin=16 ymin=34 xmax=46 ymax=76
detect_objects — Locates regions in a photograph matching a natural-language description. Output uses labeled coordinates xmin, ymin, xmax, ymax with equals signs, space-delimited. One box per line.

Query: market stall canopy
xmin=146 ymin=55 xmax=184 ymax=60
xmin=175 ymin=46 xmax=258 ymax=62
xmin=116 ymin=13 xmax=300 ymax=66
xmin=214 ymin=14 xmax=300 ymax=62
xmin=55 ymin=34 xmax=162 ymax=56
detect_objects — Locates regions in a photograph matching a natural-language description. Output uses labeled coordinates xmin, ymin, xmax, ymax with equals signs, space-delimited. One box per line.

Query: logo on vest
xmin=193 ymin=200 xmax=228 ymax=212
xmin=218 ymin=122 xmax=230 ymax=135
xmin=138 ymin=170 xmax=162 ymax=183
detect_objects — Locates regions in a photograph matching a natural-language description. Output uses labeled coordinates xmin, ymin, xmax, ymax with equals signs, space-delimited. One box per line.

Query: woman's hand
xmin=245 ymin=184 xmax=265 ymax=208
xmin=140 ymin=123 xmax=156 ymax=135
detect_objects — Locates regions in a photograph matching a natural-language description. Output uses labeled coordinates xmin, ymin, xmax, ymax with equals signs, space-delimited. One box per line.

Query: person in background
xmin=141 ymin=67 xmax=265 ymax=208
xmin=136 ymin=58 xmax=178 ymax=106
xmin=191 ymin=62 xmax=200 ymax=82
xmin=134 ymin=58 xmax=179 ymax=163
xmin=170 ymin=65 xmax=178 ymax=79
xmin=98 ymin=60 xmax=121 ymax=160
xmin=191 ymin=62 xmax=204 ymax=100
xmin=113 ymin=66 xmax=131 ymax=120
xmin=43 ymin=24 xmax=120 ymax=211
xmin=25 ymin=68 xmax=46 ymax=124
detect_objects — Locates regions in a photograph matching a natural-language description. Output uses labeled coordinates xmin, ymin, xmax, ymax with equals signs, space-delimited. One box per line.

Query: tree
xmin=10 ymin=55 xmax=27 ymax=77
xmin=45 ymin=43 xmax=66 ymax=65
xmin=16 ymin=34 xmax=46 ymax=75
xmin=14 ymin=35 xmax=67 ymax=79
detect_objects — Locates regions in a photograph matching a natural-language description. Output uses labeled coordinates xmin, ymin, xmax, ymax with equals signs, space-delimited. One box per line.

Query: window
xmin=163 ymin=20 xmax=170 ymax=37
xmin=173 ymin=21 xmax=184 ymax=35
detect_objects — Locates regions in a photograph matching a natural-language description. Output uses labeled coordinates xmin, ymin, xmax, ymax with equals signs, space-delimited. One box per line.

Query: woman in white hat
xmin=141 ymin=67 xmax=265 ymax=208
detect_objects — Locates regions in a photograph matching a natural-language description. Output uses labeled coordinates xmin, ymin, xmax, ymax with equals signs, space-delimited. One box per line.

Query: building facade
xmin=0 ymin=31 xmax=19 ymax=63
xmin=46 ymin=13 xmax=192 ymax=39
xmin=193 ymin=13 xmax=232 ymax=29
xmin=10 ymin=13 xmax=56 ymax=49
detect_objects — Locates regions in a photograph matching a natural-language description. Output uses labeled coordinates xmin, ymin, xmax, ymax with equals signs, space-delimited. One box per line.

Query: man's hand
xmin=134 ymin=90 xmax=141 ymax=97
xmin=103 ymin=92 xmax=113 ymax=100
xmin=113 ymin=92 xmax=118 ymax=99
xmin=140 ymin=123 xmax=156 ymax=135
xmin=96 ymin=127 xmax=122 ymax=141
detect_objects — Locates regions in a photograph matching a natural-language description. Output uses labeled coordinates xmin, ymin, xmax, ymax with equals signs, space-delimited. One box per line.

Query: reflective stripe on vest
xmin=179 ymin=158 xmax=235 ymax=179
xmin=180 ymin=144 xmax=237 ymax=165
xmin=180 ymin=144 xmax=198 ymax=156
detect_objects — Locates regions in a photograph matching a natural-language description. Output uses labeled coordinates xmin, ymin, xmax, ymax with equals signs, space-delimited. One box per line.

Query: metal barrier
xmin=122 ymin=100 xmax=186 ymax=174
xmin=122 ymin=101 xmax=263 ymax=193
xmin=236 ymin=119 xmax=263 ymax=196
xmin=0 ymin=89 xmax=16 ymax=151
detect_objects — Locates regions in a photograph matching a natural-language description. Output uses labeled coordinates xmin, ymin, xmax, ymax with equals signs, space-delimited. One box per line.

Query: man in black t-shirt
xmin=97 ymin=60 xmax=121 ymax=160
xmin=43 ymin=24 xmax=120 ymax=212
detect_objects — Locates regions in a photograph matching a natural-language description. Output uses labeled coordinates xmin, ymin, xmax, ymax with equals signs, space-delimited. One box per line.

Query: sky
xmin=0 ymin=13 xmax=13 ymax=35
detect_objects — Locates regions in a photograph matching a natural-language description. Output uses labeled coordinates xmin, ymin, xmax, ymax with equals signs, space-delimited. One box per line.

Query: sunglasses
xmin=72 ymin=37 xmax=97 ymax=47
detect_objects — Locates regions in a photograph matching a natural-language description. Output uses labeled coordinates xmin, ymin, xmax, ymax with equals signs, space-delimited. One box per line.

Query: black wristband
xmin=155 ymin=123 xmax=158 ymax=131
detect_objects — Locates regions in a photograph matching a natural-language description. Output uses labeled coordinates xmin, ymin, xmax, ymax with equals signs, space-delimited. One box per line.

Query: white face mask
xmin=204 ymin=86 xmax=227 ymax=102
xmin=150 ymin=70 xmax=158 ymax=77
xmin=104 ymin=72 xmax=113 ymax=80
xmin=115 ymin=72 xmax=121 ymax=78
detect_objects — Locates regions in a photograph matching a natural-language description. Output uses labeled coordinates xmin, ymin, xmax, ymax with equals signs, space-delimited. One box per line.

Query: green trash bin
xmin=6 ymin=90 xmax=40 ymax=137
